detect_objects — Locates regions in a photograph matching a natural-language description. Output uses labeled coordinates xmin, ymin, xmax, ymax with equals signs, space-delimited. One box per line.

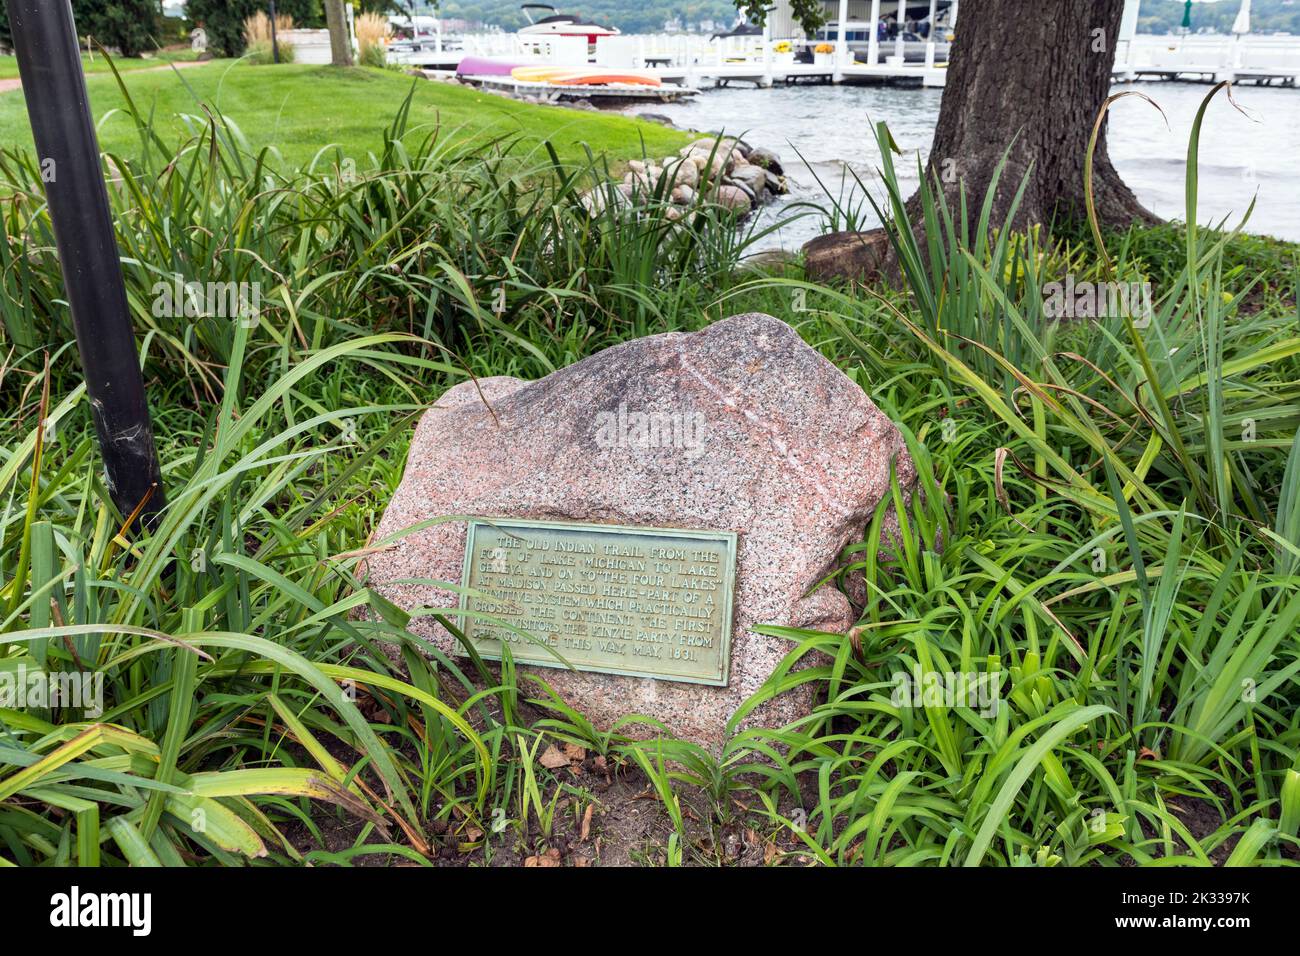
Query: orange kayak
xmin=510 ymin=66 xmax=662 ymax=87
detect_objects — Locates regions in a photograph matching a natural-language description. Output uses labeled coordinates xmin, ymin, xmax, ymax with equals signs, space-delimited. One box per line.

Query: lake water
xmin=627 ymin=81 xmax=1300 ymax=249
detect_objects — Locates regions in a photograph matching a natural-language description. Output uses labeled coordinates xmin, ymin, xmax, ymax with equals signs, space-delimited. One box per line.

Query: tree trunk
xmin=917 ymin=0 xmax=1155 ymax=233
xmin=324 ymin=0 xmax=352 ymax=67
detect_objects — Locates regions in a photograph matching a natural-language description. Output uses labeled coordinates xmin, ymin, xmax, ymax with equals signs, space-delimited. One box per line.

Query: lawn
xmin=0 ymin=70 xmax=1297 ymax=867
xmin=0 ymin=60 xmax=689 ymax=168
xmin=0 ymin=48 xmax=202 ymax=81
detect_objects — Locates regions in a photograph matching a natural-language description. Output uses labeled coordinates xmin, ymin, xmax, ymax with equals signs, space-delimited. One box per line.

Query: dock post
xmin=867 ymin=0 xmax=881 ymax=67
xmin=892 ymin=8 xmax=905 ymax=64
xmin=761 ymin=18 xmax=773 ymax=87
xmin=924 ymin=0 xmax=937 ymax=68
xmin=834 ymin=0 xmax=848 ymax=82
xmin=1227 ymin=0 xmax=1250 ymax=81
xmin=1118 ymin=0 xmax=1141 ymax=80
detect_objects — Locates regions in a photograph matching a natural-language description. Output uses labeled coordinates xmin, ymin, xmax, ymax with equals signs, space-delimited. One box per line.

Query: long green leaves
xmin=2 ymin=57 xmax=1297 ymax=869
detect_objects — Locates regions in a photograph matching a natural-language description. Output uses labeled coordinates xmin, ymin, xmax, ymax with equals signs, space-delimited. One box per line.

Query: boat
xmin=456 ymin=55 xmax=528 ymax=77
xmin=385 ymin=14 xmax=466 ymax=67
xmin=517 ymin=4 xmax=620 ymax=44
xmin=386 ymin=14 xmax=459 ymax=56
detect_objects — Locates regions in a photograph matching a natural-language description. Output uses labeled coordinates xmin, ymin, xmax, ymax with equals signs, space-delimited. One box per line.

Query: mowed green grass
xmin=0 ymin=60 xmax=690 ymax=167
xmin=0 ymin=49 xmax=201 ymax=81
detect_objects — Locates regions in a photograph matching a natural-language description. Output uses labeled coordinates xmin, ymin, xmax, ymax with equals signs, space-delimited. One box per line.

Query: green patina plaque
xmin=458 ymin=518 xmax=738 ymax=686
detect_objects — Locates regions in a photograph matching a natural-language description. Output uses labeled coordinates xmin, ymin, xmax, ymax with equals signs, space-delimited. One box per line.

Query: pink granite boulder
xmin=366 ymin=313 xmax=918 ymax=748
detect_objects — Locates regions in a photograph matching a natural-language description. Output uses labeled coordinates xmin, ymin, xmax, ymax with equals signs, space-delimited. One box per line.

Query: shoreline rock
xmin=582 ymin=135 xmax=789 ymax=220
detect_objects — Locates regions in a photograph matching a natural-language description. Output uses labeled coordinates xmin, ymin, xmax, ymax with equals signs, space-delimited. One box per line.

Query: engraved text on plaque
xmin=458 ymin=519 xmax=738 ymax=685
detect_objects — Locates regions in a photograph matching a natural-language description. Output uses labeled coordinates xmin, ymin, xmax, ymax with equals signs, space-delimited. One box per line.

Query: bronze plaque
xmin=458 ymin=518 xmax=737 ymax=686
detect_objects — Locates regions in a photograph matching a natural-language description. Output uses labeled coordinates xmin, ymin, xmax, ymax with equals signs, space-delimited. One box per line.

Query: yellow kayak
xmin=510 ymin=65 xmax=662 ymax=87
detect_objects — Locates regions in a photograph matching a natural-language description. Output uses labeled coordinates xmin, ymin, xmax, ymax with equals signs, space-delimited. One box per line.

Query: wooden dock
xmin=465 ymin=76 xmax=700 ymax=103
xmin=651 ymin=61 xmax=948 ymax=89
xmin=395 ymin=29 xmax=1300 ymax=96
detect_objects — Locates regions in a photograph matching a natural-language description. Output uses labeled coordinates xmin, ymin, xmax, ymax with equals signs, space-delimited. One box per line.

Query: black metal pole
xmin=6 ymin=0 xmax=165 ymax=526
xmin=269 ymin=0 xmax=280 ymax=64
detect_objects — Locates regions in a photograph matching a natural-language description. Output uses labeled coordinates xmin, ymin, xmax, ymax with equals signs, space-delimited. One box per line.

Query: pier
xmin=363 ymin=0 xmax=1300 ymax=91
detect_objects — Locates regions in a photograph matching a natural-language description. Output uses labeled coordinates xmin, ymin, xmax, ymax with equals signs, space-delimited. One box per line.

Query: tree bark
xmin=917 ymin=0 xmax=1155 ymax=233
xmin=324 ymin=0 xmax=352 ymax=67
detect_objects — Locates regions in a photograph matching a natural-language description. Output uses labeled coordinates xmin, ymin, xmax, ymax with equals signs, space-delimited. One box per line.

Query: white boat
xmin=517 ymin=4 xmax=620 ymax=44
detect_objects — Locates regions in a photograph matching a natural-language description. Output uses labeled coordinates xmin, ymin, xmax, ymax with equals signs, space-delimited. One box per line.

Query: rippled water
xmin=627 ymin=81 xmax=1300 ymax=249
